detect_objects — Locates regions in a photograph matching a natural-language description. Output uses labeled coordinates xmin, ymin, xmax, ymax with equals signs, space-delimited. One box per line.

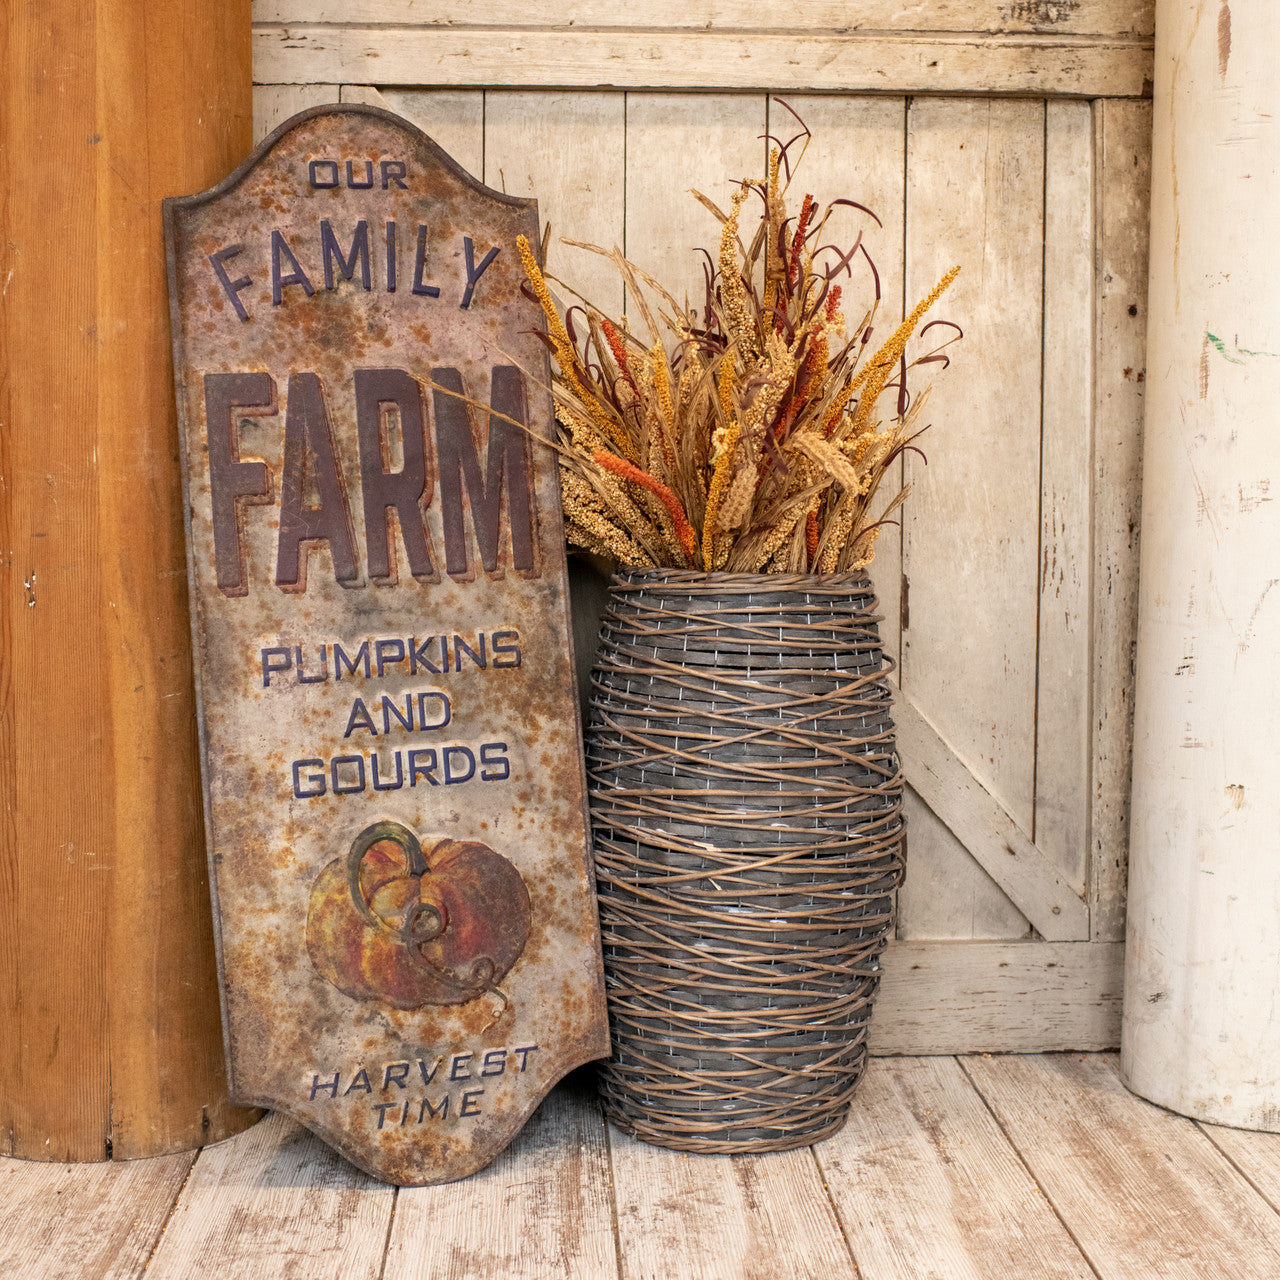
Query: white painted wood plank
xmin=609 ymin=1126 xmax=852 ymax=1280
xmin=254 ymin=1 xmax=1156 ymax=40
xmin=252 ymin=29 xmax=1153 ymax=99
xmin=964 ymin=1053 xmax=1280 ymax=1280
xmin=1036 ymin=100 xmax=1095 ymax=893
xmin=874 ymin=940 xmax=1122 ymax=1055
xmin=146 ymin=1113 xmax=394 ymax=1280
xmin=384 ymin=1079 xmax=619 ymax=1280
xmin=894 ymin=697 xmax=1090 ymax=940
xmin=1090 ymin=99 xmax=1151 ymax=942
xmin=898 ymin=786 xmax=1032 ymax=941
xmin=0 ymin=1150 xmax=193 ymax=1280
xmin=484 ymin=90 xmax=627 ymax=318
xmin=253 ymin=83 xmax=341 ymax=144
xmin=1199 ymin=1122 xmax=1280 ymax=1213
xmin=816 ymin=1056 xmax=1093 ymax=1279
xmin=345 ymin=87 xmax=485 ymax=182
xmin=898 ymin=98 xmax=1048 ymax=942
xmin=623 ymin=93 xmax=766 ymax=321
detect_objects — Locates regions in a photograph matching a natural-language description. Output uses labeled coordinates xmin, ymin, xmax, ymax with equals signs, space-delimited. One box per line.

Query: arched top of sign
xmin=169 ymin=102 xmax=534 ymax=216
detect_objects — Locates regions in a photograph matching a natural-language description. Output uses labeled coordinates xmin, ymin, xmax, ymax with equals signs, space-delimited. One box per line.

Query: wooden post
xmin=1123 ymin=0 xmax=1280 ymax=1130
xmin=0 ymin=0 xmax=261 ymax=1158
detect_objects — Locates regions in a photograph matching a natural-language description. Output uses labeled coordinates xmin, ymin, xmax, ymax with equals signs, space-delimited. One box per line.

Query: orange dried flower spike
xmin=592 ymin=449 xmax=698 ymax=562
xmin=602 ymin=317 xmax=639 ymax=398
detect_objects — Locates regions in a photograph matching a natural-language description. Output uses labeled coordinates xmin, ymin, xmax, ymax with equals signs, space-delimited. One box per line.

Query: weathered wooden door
xmin=249 ymin=0 xmax=1153 ymax=1052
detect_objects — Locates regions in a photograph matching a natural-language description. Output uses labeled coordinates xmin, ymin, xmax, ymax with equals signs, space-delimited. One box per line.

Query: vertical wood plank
xmin=815 ymin=1057 xmax=1093 ymax=1279
xmin=384 ymin=1079 xmax=620 ymax=1280
xmin=1 ymin=0 xmax=111 ymax=1162
xmin=2 ymin=0 xmax=256 ymax=1161
xmin=897 ymin=98 xmax=1045 ymax=941
xmin=1036 ymin=100 xmax=1095 ymax=892
xmin=608 ymin=1126 xmax=853 ymax=1279
xmin=1090 ymin=99 xmax=1151 ymax=941
xmin=776 ymin=95 xmax=907 ymax=664
xmin=897 ymin=788 xmax=1031 ymax=939
xmin=347 ymin=87 xmax=485 ymax=179
xmin=624 ymin=93 xmax=767 ymax=325
xmin=253 ymin=84 xmax=340 ymax=143
xmin=146 ymin=1113 xmax=394 ymax=1280
xmin=0 ymin=1151 xmax=193 ymax=1280
xmin=484 ymin=90 xmax=627 ymax=317
xmin=964 ymin=1054 xmax=1280 ymax=1280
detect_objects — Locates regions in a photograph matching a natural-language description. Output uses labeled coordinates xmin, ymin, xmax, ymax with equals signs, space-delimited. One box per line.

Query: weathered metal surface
xmin=163 ymin=104 xmax=608 ymax=1186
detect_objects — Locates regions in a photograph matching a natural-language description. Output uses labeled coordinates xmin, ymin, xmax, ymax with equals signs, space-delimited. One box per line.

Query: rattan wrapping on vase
xmin=585 ymin=569 xmax=905 ymax=1154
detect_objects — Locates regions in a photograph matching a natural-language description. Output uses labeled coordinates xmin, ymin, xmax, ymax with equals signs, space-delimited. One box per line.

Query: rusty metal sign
xmin=163 ymin=105 xmax=608 ymax=1185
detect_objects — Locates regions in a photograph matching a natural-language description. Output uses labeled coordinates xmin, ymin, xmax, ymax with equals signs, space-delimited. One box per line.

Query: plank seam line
xmin=955 ymin=1055 xmax=1105 ymax=1280
xmin=1194 ymin=1123 xmax=1280 ymax=1219
xmin=809 ymin=1128 xmax=865 ymax=1276
xmin=895 ymin=92 xmax=909 ymax=940
xmin=254 ymin=84 xmax=1155 ymax=102
xmin=138 ymin=1148 xmax=200 ymax=1272
xmin=376 ymin=1184 xmax=400 ymax=1280
xmin=1084 ymin=96 xmax=1101 ymax=939
xmin=601 ymin=1102 xmax=628 ymax=1280
xmin=1030 ymin=96 xmax=1048 ymax=850
xmin=251 ymin=23 xmax=1155 ymax=50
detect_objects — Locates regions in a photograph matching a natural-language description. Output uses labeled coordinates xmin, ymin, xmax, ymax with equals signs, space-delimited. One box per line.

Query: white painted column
xmin=1123 ymin=0 xmax=1280 ymax=1129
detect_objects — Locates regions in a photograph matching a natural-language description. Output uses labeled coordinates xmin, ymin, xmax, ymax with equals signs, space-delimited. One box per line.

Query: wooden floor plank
xmin=963 ymin=1053 xmax=1280 ymax=1280
xmin=145 ymin=1113 xmax=394 ymax=1280
xmin=0 ymin=1150 xmax=193 ymax=1280
xmin=815 ymin=1056 xmax=1093 ymax=1280
xmin=608 ymin=1117 xmax=853 ymax=1280
xmin=383 ymin=1075 xmax=619 ymax=1280
xmin=1198 ymin=1121 xmax=1280 ymax=1213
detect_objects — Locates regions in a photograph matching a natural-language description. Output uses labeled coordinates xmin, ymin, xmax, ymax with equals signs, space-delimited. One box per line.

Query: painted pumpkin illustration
xmin=306 ymin=820 xmax=531 ymax=1008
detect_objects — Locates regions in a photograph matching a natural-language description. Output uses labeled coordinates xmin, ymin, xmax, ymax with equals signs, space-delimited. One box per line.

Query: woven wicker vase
xmin=585 ymin=568 xmax=905 ymax=1154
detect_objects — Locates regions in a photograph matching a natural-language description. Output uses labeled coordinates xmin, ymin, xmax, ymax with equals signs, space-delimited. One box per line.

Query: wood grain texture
xmin=1 ymin=0 xmax=258 ymax=1161
xmin=385 ymin=1078 xmax=619 ymax=1280
xmin=898 ymin=98 xmax=1046 ymax=943
xmin=342 ymin=87 xmax=485 ymax=180
xmin=1199 ymin=1122 xmax=1280 ymax=1213
xmin=815 ymin=1056 xmax=1093 ymax=1279
xmin=897 ymin=787 xmax=1032 ymax=942
xmin=1089 ymin=99 xmax=1151 ymax=942
xmin=485 ymin=90 xmax=627 ymax=317
xmin=0 ymin=0 xmax=110 ymax=1163
xmin=609 ymin=1124 xmax=852 ymax=1280
xmin=964 ymin=1053 xmax=1280 ymax=1280
xmin=253 ymin=0 xmax=1156 ymax=39
xmin=146 ymin=1113 xmax=394 ymax=1280
xmin=874 ymin=940 xmax=1122 ymax=1055
xmin=1036 ymin=100 xmax=1094 ymax=893
xmin=894 ymin=699 xmax=1088 ymax=941
xmin=0 ymin=1149 xmax=193 ymax=1280
xmin=254 ymin=83 xmax=340 ymax=142
xmin=623 ymin=93 xmax=767 ymax=320
xmin=251 ymin=28 xmax=1153 ymax=99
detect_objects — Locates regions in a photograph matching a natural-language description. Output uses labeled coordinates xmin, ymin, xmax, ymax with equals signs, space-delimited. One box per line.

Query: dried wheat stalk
xmin=518 ymin=105 xmax=961 ymax=573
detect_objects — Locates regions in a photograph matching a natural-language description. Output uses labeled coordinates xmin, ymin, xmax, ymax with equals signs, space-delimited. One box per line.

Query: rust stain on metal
xmin=163 ymin=105 xmax=608 ymax=1186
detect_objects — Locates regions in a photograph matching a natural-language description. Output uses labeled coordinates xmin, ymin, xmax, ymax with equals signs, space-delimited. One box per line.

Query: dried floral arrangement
xmin=514 ymin=109 xmax=960 ymax=575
